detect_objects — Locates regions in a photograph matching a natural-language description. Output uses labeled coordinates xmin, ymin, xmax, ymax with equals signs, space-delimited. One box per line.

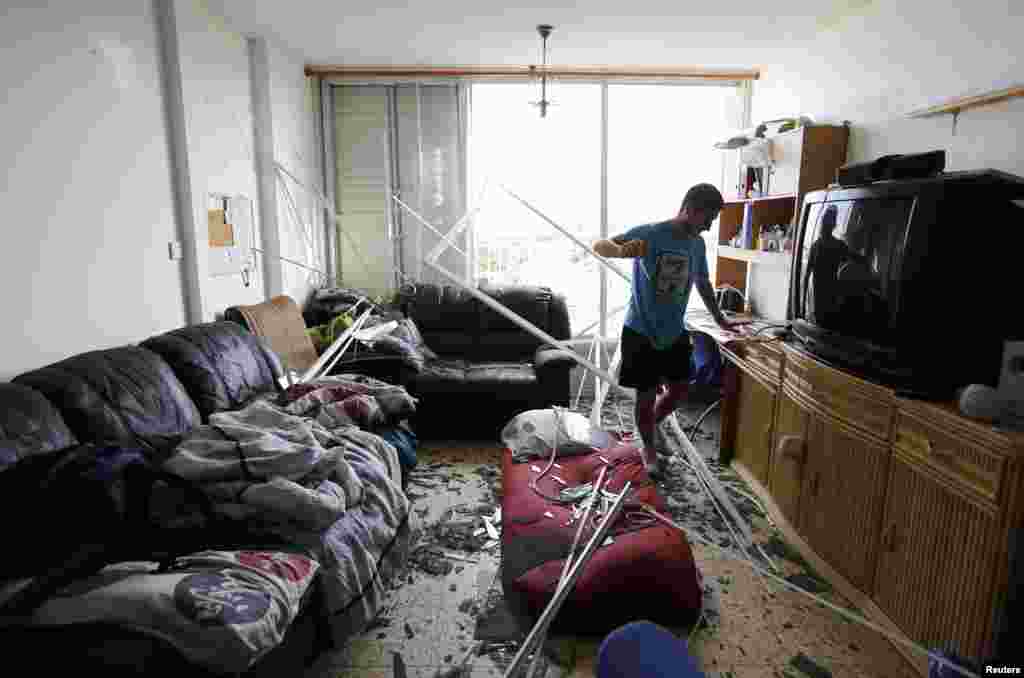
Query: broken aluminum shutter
xmin=334 ymin=85 xmax=394 ymax=295
xmin=394 ymin=84 xmax=468 ymax=286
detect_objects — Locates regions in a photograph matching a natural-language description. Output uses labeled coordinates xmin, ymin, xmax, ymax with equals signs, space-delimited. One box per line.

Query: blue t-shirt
xmin=621 ymin=220 xmax=709 ymax=349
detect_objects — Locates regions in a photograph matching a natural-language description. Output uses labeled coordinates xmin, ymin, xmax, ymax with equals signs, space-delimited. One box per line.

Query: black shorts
xmin=618 ymin=325 xmax=693 ymax=391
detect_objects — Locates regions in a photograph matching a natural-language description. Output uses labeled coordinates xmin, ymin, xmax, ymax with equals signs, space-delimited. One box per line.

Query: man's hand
xmin=593 ymin=239 xmax=646 ymax=258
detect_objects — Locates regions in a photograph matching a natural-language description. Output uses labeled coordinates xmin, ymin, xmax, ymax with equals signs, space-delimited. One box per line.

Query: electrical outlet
xmin=168 ymin=241 xmax=183 ymax=260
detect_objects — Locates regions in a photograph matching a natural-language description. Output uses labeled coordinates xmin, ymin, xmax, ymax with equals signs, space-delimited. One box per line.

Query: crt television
xmin=788 ymin=169 xmax=1024 ymax=398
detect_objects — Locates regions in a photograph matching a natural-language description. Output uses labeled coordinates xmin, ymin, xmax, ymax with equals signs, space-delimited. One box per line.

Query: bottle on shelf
xmin=741 ymin=203 xmax=754 ymax=249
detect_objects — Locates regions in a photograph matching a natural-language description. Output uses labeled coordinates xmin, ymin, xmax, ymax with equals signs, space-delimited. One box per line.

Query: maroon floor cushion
xmin=500 ymin=442 xmax=703 ymax=636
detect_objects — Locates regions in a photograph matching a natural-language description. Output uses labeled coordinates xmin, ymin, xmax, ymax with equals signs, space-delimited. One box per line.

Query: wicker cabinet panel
xmin=873 ymin=452 xmax=1003 ymax=662
xmin=770 ymin=388 xmax=810 ymax=526
xmin=733 ymin=367 xmax=777 ymax=487
xmin=800 ymin=413 xmax=890 ymax=591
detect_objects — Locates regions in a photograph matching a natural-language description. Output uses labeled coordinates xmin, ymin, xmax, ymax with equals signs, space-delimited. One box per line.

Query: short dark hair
xmin=680 ymin=183 xmax=724 ymax=213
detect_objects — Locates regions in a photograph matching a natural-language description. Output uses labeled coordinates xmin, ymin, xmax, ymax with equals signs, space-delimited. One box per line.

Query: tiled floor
xmin=306 ymin=400 xmax=925 ymax=678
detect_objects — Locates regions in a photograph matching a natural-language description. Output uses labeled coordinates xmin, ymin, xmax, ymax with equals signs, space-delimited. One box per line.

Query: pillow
xmin=371 ymin=334 xmax=426 ymax=372
xmin=501 ymin=408 xmax=613 ymax=459
xmin=369 ymin=318 xmax=438 ymax=372
xmin=22 ymin=550 xmax=318 ymax=675
xmin=391 ymin=318 xmax=438 ymax=361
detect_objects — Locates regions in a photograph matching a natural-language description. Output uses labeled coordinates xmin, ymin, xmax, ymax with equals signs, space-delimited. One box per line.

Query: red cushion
xmin=500 ymin=442 xmax=703 ymax=635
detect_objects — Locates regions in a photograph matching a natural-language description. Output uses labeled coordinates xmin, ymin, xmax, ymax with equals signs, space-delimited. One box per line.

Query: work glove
xmin=593 ymin=239 xmax=646 ymax=258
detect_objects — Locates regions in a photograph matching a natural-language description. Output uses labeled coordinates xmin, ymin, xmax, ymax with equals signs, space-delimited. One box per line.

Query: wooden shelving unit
xmin=718 ymin=245 xmax=792 ymax=267
xmin=714 ymin=125 xmax=849 ymax=302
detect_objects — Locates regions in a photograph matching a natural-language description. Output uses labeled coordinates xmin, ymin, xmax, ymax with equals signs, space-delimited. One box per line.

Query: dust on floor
xmin=304 ymin=399 xmax=923 ymax=678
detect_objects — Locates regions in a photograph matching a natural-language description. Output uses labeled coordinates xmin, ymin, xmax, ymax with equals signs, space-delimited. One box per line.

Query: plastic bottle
xmin=741 ymin=203 xmax=753 ymax=249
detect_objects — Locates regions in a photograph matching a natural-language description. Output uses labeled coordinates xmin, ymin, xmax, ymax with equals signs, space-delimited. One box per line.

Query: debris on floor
xmin=306 ymin=400 xmax=917 ymax=678
xmin=408 ymin=545 xmax=455 ymax=576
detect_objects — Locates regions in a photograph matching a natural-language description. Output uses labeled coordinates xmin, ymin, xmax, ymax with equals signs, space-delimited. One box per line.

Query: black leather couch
xmin=0 ymin=321 xmax=408 ymax=677
xmin=394 ymin=281 xmax=577 ymax=440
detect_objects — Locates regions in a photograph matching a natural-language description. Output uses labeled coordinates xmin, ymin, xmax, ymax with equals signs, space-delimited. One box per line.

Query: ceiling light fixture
xmin=531 ymin=24 xmax=554 ymax=117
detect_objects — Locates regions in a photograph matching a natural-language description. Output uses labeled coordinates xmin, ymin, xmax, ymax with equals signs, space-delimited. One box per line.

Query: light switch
xmin=168 ymin=241 xmax=183 ymax=260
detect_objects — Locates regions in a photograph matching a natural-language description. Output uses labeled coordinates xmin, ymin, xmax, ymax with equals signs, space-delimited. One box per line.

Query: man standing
xmin=593 ymin=183 xmax=747 ymax=478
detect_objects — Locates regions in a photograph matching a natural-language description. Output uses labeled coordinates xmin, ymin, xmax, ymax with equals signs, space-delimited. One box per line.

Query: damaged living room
xmin=2 ymin=2 xmax=1024 ymax=678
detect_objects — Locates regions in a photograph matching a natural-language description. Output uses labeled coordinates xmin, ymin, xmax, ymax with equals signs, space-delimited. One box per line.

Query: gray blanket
xmin=169 ymin=386 xmax=410 ymax=644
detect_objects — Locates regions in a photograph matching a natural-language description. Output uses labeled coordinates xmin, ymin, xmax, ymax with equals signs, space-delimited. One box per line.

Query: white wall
xmin=746 ymin=0 xmax=1024 ymax=320
xmin=175 ymin=0 xmax=264 ymax=319
xmin=0 ymin=2 xmax=185 ymax=380
xmin=175 ymin=0 xmax=325 ymax=319
xmin=0 ymin=1 xmax=327 ymax=380
xmin=268 ymin=41 xmax=326 ymax=305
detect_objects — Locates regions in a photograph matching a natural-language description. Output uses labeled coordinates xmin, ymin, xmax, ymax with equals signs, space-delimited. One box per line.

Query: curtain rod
xmin=304 ymin=64 xmax=760 ymax=82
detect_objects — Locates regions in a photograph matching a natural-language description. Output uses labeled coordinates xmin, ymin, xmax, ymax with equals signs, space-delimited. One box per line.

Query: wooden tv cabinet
xmin=719 ymin=340 xmax=1024 ymax=673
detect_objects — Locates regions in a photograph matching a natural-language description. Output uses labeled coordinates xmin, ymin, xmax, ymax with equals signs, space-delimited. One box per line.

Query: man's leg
xmin=618 ymin=327 xmax=662 ymax=475
xmin=654 ymin=380 xmax=689 ymax=423
xmin=650 ymin=334 xmax=694 ymax=457
xmin=635 ymin=385 xmax=659 ymax=466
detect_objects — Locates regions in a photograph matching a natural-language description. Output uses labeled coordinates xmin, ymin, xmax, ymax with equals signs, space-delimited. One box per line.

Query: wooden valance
xmin=305 ymin=64 xmax=760 ymax=82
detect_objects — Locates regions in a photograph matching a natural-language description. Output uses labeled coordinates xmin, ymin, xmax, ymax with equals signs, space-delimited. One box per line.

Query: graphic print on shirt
xmin=654 ymin=252 xmax=690 ymax=304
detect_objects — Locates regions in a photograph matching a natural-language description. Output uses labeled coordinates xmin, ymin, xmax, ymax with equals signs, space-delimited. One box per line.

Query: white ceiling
xmin=212 ymin=0 xmax=878 ymax=70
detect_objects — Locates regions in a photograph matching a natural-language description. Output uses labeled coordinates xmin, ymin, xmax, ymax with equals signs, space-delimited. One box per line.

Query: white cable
xmin=276 ymin=168 xmax=318 ymax=279
xmin=572 ymin=336 xmax=598 ymax=411
xmin=666 ymin=411 xmax=771 ymax=594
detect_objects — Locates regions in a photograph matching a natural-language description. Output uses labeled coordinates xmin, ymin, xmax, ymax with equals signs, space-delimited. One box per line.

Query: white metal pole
xmin=599 ymin=82 xmax=610 ymax=354
xmin=319 ymin=309 xmax=374 ymax=377
xmin=393 ymin=195 xmax=469 ymax=259
xmin=299 ymin=306 xmax=373 ymax=383
xmin=590 ymin=339 xmax=622 ymax=427
xmin=501 ymin=184 xmax=631 ymax=285
xmin=573 ymin=303 xmax=627 ymax=340
xmin=503 ymin=481 xmax=633 ymax=678
xmin=425 ymin=204 xmax=480 ymax=263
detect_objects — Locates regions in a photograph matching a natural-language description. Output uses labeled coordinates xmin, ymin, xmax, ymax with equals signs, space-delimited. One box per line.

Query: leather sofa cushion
xmin=408 ymin=361 xmax=539 ymax=404
xmin=465 ymin=362 xmax=536 ymax=388
xmin=408 ymin=360 xmax=468 ymax=393
xmin=13 ymin=346 xmax=201 ymax=459
xmin=477 ymin=282 xmax=554 ymax=335
xmin=141 ymin=321 xmax=282 ymax=421
xmin=0 ymin=383 xmax=78 ymax=471
xmin=405 ymin=284 xmax=480 ymax=332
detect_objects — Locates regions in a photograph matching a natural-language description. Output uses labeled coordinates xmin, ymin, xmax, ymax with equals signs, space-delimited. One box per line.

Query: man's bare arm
xmin=695 ymin=278 xmax=729 ymax=327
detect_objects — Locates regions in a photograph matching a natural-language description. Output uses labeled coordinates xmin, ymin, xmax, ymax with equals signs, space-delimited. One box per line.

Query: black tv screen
xmin=794 ymin=197 xmax=914 ymax=346
xmin=789 ymin=169 xmax=1024 ymax=397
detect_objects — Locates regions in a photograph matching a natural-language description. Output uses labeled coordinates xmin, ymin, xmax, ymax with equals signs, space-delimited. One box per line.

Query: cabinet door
xmin=800 ymin=414 xmax=890 ymax=592
xmin=769 ymin=390 xmax=808 ymax=526
xmin=874 ymin=453 xmax=1003 ymax=662
xmin=732 ymin=368 xmax=776 ymax=487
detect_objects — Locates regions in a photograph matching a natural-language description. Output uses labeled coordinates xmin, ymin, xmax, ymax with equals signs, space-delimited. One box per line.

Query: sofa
xmin=393 ymin=281 xmax=578 ymax=440
xmin=0 ymin=321 xmax=411 ymax=677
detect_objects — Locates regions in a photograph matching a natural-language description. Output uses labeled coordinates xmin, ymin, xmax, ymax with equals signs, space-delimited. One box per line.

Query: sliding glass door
xmin=606 ymin=83 xmax=745 ymax=319
xmin=468 ymin=82 xmax=602 ymax=332
xmin=469 ymin=80 xmax=744 ymax=337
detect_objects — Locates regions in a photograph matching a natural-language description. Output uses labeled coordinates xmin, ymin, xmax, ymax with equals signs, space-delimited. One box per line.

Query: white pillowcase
xmin=501 ymin=408 xmax=613 ymax=458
